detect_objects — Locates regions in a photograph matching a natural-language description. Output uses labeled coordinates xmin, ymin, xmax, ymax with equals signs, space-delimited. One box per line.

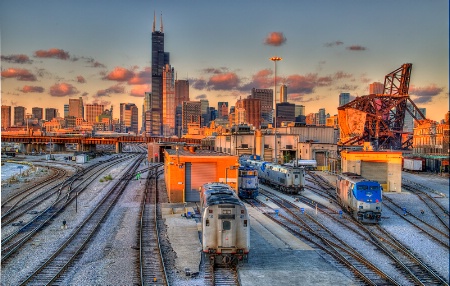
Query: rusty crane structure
xmin=338 ymin=63 xmax=427 ymax=150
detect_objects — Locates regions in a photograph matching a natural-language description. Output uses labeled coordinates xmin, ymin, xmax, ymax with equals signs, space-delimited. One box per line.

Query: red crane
xmin=338 ymin=63 xmax=427 ymax=150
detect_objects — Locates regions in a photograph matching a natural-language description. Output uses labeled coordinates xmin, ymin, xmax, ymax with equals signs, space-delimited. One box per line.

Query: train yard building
xmin=163 ymin=147 xmax=239 ymax=203
xmin=340 ymin=149 xmax=402 ymax=192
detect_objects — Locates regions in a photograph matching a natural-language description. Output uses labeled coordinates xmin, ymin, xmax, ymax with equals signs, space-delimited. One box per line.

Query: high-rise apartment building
xmin=45 ymin=108 xmax=58 ymax=122
xmin=150 ymin=13 xmax=170 ymax=136
xmin=182 ymin=101 xmax=201 ymax=132
xmin=32 ymin=107 xmax=43 ymax=120
xmin=218 ymin=102 xmax=229 ymax=118
xmin=162 ymin=64 xmax=176 ymax=136
xmin=339 ymin=93 xmax=350 ymax=106
xmin=280 ymin=85 xmax=288 ymax=103
xmin=318 ymin=108 xmax=326 ymax=126
xmin=1 ymin=105 xmax=11 ymax=129
xmin=369 ymin=82 xmax=384 ymax=94
xmin=120 ymin=103 xmax=138 ymax=134
xmin=85 ymin=103 xmax=104 ymax=123
xmin=250 ymin=88 xmax=273 ymax=123
xmin=14 ymin=106 xmax=26 ymax=126
xmin=69 ymin=97 xmax=84 ymax=119
xmin=403 ymin=103 xmax=427 ymax=132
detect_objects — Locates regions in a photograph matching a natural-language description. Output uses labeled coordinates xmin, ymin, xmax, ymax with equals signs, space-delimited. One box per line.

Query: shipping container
xmin=403 ymin=158 xmax=424 ymax=171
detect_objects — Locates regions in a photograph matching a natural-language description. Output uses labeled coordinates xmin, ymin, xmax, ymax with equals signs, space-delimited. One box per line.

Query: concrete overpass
xmin=1 ymin=135 xmax=201 ymax=153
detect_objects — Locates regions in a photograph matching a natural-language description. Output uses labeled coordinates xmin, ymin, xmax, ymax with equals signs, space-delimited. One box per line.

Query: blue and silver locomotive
xmin=237 ymin=166 xmax=259 ymax=199
xmin=336 ymin=172 xmax=382 ymax=223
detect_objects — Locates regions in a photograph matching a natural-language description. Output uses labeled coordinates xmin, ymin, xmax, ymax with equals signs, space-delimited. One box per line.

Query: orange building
xmin=164 ymin=147 xmax=239 ymax=203
xmin=340 ymin=150 xmax=402 ymax=192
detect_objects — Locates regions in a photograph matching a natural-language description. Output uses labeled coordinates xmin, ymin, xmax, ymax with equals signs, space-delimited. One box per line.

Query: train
xmin=200 ymin=182 xmax=250 ymax=265
xmin=336 ymin=172 xmax=382 ymax=223
xmin=284 ymin=159 xmax=317 ymax=170
xmin=237 ymin=165 xmax=259 ymax=199
xmin=241 ymin=159 xmax=305 ymax=194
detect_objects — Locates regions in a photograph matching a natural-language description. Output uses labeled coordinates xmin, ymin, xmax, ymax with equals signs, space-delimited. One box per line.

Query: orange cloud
xmin=49 ymin=83 xmax=78 ymax=97
xmin=77 ymin=76 xmax=86 ymax=83
xmin=264 ymin=32 xmax=287 ymax=46
xmin=21 ymin=85 xmax=44 ymax=93
xmin=1 ymin=68 xmax=36 ymax=81
xmin=208 ymin=72 xmax=240 ymax=90
xmin=103 ymin=67 xmax=135 ymax=82
xmin=34 ymin=48 xmax=70 ymax=60
xmin=128 ymin=67 xmax=151 ymax=85
xmin=130 ymin=85 xmax=150 ymax=97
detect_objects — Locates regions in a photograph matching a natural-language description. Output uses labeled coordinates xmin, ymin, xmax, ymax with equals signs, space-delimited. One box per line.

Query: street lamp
xmin=270 ymin=56 xmax=282 ymax=163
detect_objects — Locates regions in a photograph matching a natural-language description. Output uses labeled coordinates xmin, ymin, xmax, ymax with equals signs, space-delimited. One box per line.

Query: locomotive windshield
xmin=353 ymin=182 xmax=382 ymax=202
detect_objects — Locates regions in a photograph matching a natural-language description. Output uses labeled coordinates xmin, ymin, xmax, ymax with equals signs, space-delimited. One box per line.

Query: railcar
xmin=237 ymin=166 xmax=259 ymax=199
xmin=243 ymin=159 xmax=305 ymax=194
xmin=336 ymin=172 xmax=382 ymax=223
xmin=285 ymin=159 xmax=317 ymax=170
xmin=200 ymin=183 xmax=250 ymax=265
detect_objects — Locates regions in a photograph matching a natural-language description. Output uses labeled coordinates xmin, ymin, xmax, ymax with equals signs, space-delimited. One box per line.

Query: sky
xmin=1 ymin=0 xmax=449 ymax=128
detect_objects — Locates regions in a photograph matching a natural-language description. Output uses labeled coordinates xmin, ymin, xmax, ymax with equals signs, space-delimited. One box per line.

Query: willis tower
xmin=150 ymin=12 xmax=170 ymax=135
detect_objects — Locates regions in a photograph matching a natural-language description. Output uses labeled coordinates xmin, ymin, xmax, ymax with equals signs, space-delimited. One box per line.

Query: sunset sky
xmin=1 ymin=0 xmax=448 ymax=127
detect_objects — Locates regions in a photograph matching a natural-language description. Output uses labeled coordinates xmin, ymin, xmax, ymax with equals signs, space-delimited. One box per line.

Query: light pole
xmin=270 ymin=56 xmax=282 ymax=163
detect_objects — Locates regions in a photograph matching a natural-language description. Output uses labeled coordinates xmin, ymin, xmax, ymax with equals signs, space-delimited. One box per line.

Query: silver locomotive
xmin=200 ymin=182 xmax=250 ymax=264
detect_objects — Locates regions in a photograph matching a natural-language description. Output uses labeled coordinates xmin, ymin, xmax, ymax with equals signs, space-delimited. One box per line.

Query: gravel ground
xmin=2 ymin=159 xmax=449 ymax=285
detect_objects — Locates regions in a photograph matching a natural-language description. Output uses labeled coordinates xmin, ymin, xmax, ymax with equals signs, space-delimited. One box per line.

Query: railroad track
xmin=402 ymin=180 xmax=449 ymax=230
xmin=1 ymin=154 xmax=135 ymax=262
xmin=259 ymin=187 xmax=449 ymax=285
xmin=382 ymin=196 xmax=449 ymax=248
xmin=259 ymin=189 xmax=398 ymax=285
xmin=18 ymin=155 xmax=145 ymax=285
xmin=138 ymin=163 xmax=168 ymax=285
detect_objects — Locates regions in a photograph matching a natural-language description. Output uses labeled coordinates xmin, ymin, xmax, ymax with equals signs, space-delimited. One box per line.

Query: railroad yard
xmin=1 ymin=148 xmax=449 ymax=286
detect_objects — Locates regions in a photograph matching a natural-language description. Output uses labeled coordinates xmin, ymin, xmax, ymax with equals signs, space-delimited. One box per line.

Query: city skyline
xmin=1 ymin=0 xmax=448 ymax=128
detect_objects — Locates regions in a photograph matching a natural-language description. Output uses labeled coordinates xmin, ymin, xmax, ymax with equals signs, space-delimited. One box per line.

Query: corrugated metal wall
xmin=185 ymin=162 xmax=216 ymax=202
xmin=361 ymin=161 xmax=387 ymax=184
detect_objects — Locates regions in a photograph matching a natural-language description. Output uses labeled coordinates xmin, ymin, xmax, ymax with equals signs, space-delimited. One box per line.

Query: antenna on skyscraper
xmin=152 ymin=11 xmax=156 ymax=32
xmin=160 ymin=12 xmax=163 ymax=32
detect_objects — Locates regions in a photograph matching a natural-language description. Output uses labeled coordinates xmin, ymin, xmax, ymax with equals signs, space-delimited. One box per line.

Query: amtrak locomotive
xmin=242 ymin=159 xmax=305 ymax=194
xmin=200 ymin=183 xmax=250 ymax=265
xmin=336 ymin=172 xmax=382 ymax=223
xmin=237 ymin=166 xmax=259 ymax=199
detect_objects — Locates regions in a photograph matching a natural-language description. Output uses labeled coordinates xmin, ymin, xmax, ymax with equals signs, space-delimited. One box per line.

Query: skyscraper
xmin=250 ymin=88 xmax=273 ymax=123
xmin=120 ymin=103 xmax=138 ymax=133
xmin=69 ymin=97 xmax=84 ymax=119
xmin=276 ymin=102 xmax=295 ymax=127
xmin=235 ymin=97 xmax=261 ymax=128
xmin=295 ymin=105 xmax=305 ymax=123
xmin=218 ymin=102 xmax=229 ymax=118
xmin=85 ymin=103 xmax=104 ymax=123
xmin=182 ymin=101 xmax=201 ymax=132
xmin=339 ymin=93 xmax=350 ymax=106
xmin=162 ymin=64 xmax=175 ymax=136
xmin=45 ymin=108 xmax=57 ymax=122
xmin=175 ymin=79 xmax=189 ymax=107
xmin=1 ymin=105 xmax=11 ymax=129
xmin=14 ymin=106 xmax=26 ymax=126
xmin=32 ymin=107 xmax=43 ymax=120
xmin=64 ymin=104 xmax=69 ymax=118
xmin=280 ymin=85 xmax=288 ymax=103
xmin=369 ymin=82 xmax=384 ymax=94
xmin=200 ymin=99 xmax=210 ymax=127
xmin=150 ymin=12 xmax=170 ymax=136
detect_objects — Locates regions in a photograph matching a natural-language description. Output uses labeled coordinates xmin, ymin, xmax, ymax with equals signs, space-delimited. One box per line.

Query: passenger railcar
xmin=285 ymin=159 xmax=317 ymax=170
xmin=243 ymin=159 xmax=305 ymax=194
xmin=237 ymin=166 xmax=259 ymax=199
xmin=336 ymin=172 xmax=382 ymax=223
xmin=200 ymin=183 xmax=250 ymax=265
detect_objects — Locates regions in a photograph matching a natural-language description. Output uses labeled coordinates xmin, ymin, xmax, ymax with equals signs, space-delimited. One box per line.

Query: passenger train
xmin=200 ymin=182 xmax=250 ymax=265
xmin=285 ymin=159 xmax=317 ymax=170
xmin=336 ymin=172 xmax=382 ymax=223
xmin=241 ymin=159 xmax=305 ymax=194
xmin=237 ymin=166 xmax=259 ymax=199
